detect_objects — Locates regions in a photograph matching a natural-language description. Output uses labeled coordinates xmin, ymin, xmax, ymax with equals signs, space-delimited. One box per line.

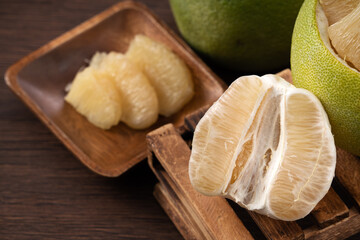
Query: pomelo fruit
xmin=89 ymin=52 xmax=159 ymax=130
xmin=126 ymin=35 xmax=194 ymax=117
xmin=169 ymin=0 xmax=304 ymax=73
xmin=65 ymin=67 xmax=123 ymax=130
xmin=291 ymin=0 xmax=360 ymax=155
xmin=189 ymin=74 xmax=336 ymax=221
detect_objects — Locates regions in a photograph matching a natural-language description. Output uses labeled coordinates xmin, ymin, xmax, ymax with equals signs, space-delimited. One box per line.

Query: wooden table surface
xmin=1 ymin=1 xmax=360 ymax=240
xmin=0 ymin=0 xmax=197 ymax=239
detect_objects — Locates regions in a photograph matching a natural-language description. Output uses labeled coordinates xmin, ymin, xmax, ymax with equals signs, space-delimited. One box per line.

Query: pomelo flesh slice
xmin=328 ymin=3 xmax=360 ymax=71
xmin=126 ymin=34 xmax=194 ymax=117
xmin=189 ymin=74 xmax=336 ymax=221
xmin=65 ymin=67 xmax=122 ymax=129
xmin=90 ymin=52 xmax=158 ymax=129
xmin=319 ymin=0 xmax=360 ymax=25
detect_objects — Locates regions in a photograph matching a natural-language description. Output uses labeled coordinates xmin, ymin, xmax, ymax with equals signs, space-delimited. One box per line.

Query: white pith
xmin=223 ymin=76 xmax=289 ymax=210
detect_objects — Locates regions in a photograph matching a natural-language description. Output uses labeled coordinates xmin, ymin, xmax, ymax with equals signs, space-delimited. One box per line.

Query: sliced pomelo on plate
xmin=189 ymin=74 xmax=336 ymax=221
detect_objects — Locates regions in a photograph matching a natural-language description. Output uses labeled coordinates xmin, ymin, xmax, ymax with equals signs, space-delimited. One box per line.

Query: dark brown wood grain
xmin=311 ymin=188 xmax=349 ymax=228
xmin=184 ymin=105 xmax=210 ymax=133
xmin=147 ymin=124 xmax=253 ymax=240
xmin=248 ymin=212 xmax=304 ymax=240
xmin=2 ymin=1 xmax=360 ymax=240
xmin=304 ymin=208 xmax=360 ymax=240
xmin=153 ymin=178 xmax=205 ymax=240
xmin=335 ymin=148 xmax=360 ymax=208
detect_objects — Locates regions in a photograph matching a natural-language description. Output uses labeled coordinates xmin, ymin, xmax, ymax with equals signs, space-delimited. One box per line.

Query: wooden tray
xmin=4 ymin=1 xmax=225 ymax=177
xmin=147 ymin=69 xmax=360 ymax=240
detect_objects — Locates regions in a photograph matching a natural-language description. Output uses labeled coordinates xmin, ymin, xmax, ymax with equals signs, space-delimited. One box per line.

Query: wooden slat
xmin=248 ymin=212 xmax=304 ymax=240
xmin=149 ymin=155 xmax=207 ymax=240
xmin=304 ymin=208 xmax=360 ymax=240
xmin=184 ymin=105 xmax=209 ymax=132
xmin=153 ymin=183 xmax=203 ymax=240
xmin=335 ymin=148 xmax=360 ymax=208
xmin=153 ymin=168 xmax=211 ymax=239
xmin=311 ymin=188 xmax=349 ymax=228
xmin=147 ymin=124 xmax=253 ymax=240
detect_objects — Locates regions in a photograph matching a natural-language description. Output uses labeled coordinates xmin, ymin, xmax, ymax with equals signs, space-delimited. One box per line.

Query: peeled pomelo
xmin=291 ymin=0 xmax=360 ymax=155
xmin=65 ymin=67 xmax=122 ymax=129
xmin=126 ymin=34 xmax=194 ymax=117
xmin=90 ymin=52 xmax=158 ymax=129
xmin=189 ymin=74 xmax=336 ymax=221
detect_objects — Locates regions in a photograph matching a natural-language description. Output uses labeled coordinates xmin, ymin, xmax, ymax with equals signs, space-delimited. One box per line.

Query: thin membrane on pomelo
xmin=189 ymin=74 xmax=336 ymax=221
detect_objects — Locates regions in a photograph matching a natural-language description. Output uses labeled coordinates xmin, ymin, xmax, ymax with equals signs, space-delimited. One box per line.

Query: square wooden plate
xmin=4 ymin=1 xmax=226 ymax=177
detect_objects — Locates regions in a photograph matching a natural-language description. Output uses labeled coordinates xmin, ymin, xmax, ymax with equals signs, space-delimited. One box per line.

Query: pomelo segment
xmin=126 ymin=35 xmax=194 ymax=117
xmin=328 ymin=4 xmax=360 ymax=71
xmin=90 ymin=52 xmax=158 ymax=129
xmin=319 ymin=0 xmax=360 ymax=25
xmin=66 ymin=35 xmax=195 ymax=130
xmin=189 ymin=74 xmax=336 ymax=221
xmin=189 ymin=76 xmax=266 ymax=195
xmin=268 ymin=91 xmax=336 ymax=220
xmin=65 ymin=68 xmax=122 ymax=129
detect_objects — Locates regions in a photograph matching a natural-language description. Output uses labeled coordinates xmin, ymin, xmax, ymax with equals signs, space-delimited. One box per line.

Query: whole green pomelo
xmin=169 ymin=0 xmax=304 ymax=72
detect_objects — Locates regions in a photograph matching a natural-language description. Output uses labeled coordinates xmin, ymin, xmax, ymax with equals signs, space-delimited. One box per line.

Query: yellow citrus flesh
xmin=65 ymin=68 xmax=122 ymax=129
xmin=328 ymin=4 xmax=360 ymax=71
xmin=126 ymin=34 xmax=194 ymax=117
xmin=189 ymin=75 xmax=336 ymax=221
xmin=268 ymin=91 xmax=336 ymax=220
xmin=319 ymin=0 xmax=360 ymax=25
xmin=291 ymin=0 xmax=360 ymax=155
xmin=90 ymin=52 xmax=158 ymax=129
xmin=189 ymin=76 xmax=265 ymax=195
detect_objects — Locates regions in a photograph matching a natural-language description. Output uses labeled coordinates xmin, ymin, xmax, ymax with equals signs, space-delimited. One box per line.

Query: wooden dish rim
xmin=4 ymin=0 xmax=226 ymax=177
